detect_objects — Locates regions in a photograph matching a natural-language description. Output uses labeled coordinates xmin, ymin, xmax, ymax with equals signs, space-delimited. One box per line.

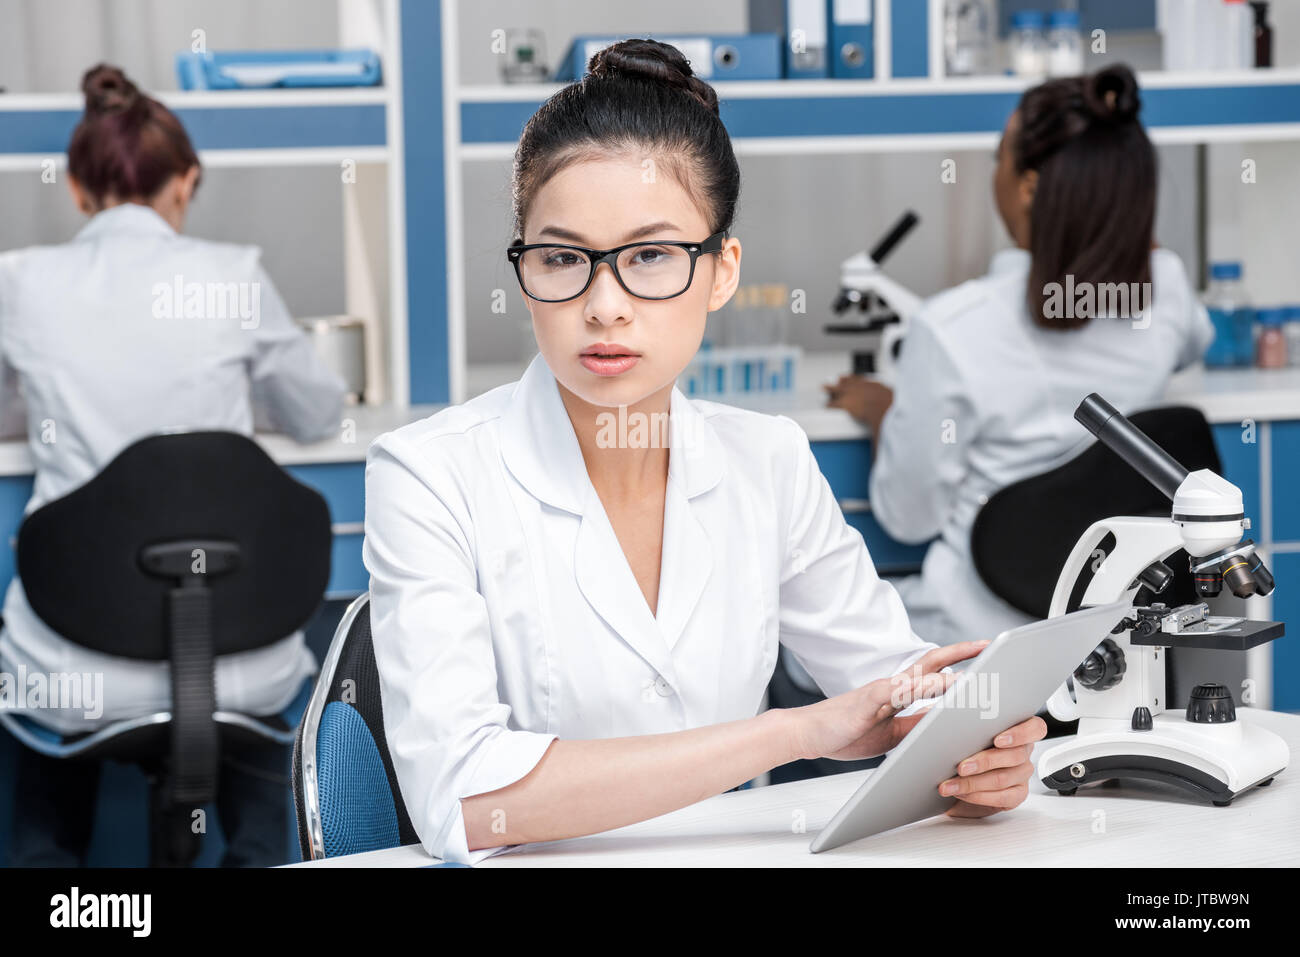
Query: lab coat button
xmin=653 ymin=675 xmax=673 ymax=697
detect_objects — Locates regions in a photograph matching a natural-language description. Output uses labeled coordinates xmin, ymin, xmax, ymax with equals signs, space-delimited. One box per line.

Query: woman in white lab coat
xmin=0 ymin=65 xmax=346 ymax=865
xmin=364 ymin=39 xmax=1047 ymax=865
xmin=825 ymin=65 xmax=1213 ymax=648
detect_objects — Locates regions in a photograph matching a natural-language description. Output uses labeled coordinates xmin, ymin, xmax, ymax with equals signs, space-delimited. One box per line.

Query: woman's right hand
xmin=788 ymin=641 xmax=990 ymax=762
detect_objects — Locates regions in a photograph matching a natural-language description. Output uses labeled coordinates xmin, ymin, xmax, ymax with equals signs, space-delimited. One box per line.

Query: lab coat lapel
xmin=499 ymin=354 xmax=591 ymax=516
xmin=655 ymin=387 xmax=724 ymax=653
xmin=655 ymin=476 xmax=712 ymax=653
xmin=574 ymin=487 xmax=676 ymax=680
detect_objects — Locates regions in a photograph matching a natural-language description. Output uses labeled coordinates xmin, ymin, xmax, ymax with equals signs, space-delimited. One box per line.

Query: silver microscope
xmin=1038 ymin=394 xmax=1288 ymax=805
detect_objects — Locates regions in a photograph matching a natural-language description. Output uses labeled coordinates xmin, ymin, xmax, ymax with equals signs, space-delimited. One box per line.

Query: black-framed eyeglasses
xmin=506 ymin=231 xmax=725 ymax=303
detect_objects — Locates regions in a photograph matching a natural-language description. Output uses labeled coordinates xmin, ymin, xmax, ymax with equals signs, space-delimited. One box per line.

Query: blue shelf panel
xmin=0 ymin=103 xmax=386 ymax=154
xmin=461 ymin=81 xmax=1300 ymax=144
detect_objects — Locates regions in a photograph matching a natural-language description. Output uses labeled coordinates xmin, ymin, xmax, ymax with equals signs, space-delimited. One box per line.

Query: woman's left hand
xmin=939 ymin=715 xmax=1048 ymax=818
xmin=823 ymin=375 xmax=893 ymax=433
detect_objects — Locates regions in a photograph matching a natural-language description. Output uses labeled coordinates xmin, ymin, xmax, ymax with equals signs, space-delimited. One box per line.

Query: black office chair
xmin=970 ymin=406 xmax=1222 ymax=734
xmin=292 ymin=593 xmax=420 ymax=860
xmin=1 ymin=431 xmax=331 ymax=866
xmin=970 ymin=405 xmax=1222 ymax=619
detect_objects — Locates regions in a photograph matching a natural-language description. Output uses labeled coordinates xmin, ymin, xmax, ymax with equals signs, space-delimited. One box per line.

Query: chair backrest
xmin=293 ymin=593 xmax=419 ymax=860
xmin=970 ymin=406 xmax=1222 ymax=620
xmin=17 ymin=431 xmax=331 ymax=659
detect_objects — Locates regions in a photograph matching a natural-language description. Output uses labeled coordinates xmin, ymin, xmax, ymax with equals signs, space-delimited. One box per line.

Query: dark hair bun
xmin=1083 ymin=64 xmax=1140 ymax=125
xmin=587 ymin=38 xmax=720 ymax=116
xmin=81 ymin=63 xmax=142 ymax=117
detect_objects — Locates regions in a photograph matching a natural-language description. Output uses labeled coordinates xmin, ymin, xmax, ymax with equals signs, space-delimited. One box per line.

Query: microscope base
xmin=1036 ymin=711 xmax=1288 ymax=806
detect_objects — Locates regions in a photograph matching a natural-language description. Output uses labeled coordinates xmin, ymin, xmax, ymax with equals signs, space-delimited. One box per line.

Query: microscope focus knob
xmin=1074 ymin=638 xmax=1126 ymax=692
xmin=1186 ymin=683 xmax=1236 ymax=724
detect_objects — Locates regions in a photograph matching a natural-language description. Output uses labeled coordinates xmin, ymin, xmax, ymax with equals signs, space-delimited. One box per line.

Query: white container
xmin=1010 ymin=10 xmax=1048 ymax=77
xmin=1159 ymin=0 xmax=1254 ymax=71
xmin=1047 ymin=10 xmax=1085 ymax=76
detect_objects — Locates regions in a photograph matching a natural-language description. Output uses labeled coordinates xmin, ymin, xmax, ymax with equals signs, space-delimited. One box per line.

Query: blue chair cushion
xmin=317 ymin=700 xmax=402 ymax=857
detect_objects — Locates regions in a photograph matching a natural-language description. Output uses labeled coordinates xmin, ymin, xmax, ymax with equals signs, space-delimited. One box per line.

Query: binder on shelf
xmin=553 ymin=34 xmax=782 ymax=82
xmin=747 ymin=0 xmax=829 ymax=79
xmin=829 ymin=0 xmax=874 ymax=79
xmin=785 ymin=0 xmax=830 ymax=78
xmin=174 ymin=49 xmax=382 ymax=90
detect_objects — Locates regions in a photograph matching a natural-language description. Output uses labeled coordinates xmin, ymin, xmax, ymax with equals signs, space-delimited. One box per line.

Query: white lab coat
xmin=364 ymin=352 xmax=938 ymax=864
xmin=0 ymin=203 xmax=346 ymax=731
xmin=870 ymin=247 xmax=1214 ymax=647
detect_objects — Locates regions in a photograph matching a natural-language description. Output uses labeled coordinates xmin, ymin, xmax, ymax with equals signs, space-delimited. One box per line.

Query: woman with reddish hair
xmin=0 ymin=65 xmax=345 ymax=866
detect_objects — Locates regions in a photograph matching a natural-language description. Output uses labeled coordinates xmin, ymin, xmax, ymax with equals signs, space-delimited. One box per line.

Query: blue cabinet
xmin=1271 ymin=422 xmax=1300 ymax=543
xmin=1272 ymin=553 xmax=1300 ymax=713
xmin=285 ymin=461 xmax=366 ymax=524
xmin=808 ymin=439 xmax=929 ymax=574
xmin=286 ymin=461 xmax=368 ymax=597
xmin=1212 ymin=423 xmax=1262 ymax=534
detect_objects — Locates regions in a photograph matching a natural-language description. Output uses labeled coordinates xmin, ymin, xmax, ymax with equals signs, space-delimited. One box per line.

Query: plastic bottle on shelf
xmin=1284 ymin=305 xmax=1300 ymax=368
xmin=1047 ymin=10 xmax=1085 ymax=76
xmin=1255 ymin=307 xmax=1289 ymax=368
xmin=1010 ymin=10 xmax=1048 ymax=77
xmin=1203 ymin=262 xmax=1255 ymax=368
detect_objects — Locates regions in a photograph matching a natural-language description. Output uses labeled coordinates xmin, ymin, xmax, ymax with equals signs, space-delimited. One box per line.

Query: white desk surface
xmin=292 ymin=709 xmax=1300 ymax=868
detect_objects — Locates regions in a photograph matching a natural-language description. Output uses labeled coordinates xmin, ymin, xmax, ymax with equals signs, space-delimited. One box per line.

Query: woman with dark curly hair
xmin=828 ymin=64 xmax=1212 ymax=648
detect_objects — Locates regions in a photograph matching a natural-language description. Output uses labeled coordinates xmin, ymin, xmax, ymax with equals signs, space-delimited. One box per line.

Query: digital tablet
xmin=810 ymin=600 xmax=1131 ymax=853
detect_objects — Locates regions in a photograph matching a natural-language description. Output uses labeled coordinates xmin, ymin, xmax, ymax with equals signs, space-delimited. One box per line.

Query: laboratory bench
xmin=1 ymin=356 xmax=1299 ymax=867
xmin=292 ymin=708 xmax=1300 ymax=868
xmin=0 ymin=357 xmax=1298 ymax=702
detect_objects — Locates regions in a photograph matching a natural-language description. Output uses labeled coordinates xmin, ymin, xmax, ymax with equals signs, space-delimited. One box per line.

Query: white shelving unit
xmin=442 ymin=0 xmax=1300 ymax=403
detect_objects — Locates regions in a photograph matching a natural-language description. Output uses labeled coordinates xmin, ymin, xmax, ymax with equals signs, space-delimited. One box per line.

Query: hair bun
xmin=1083 ymin=64 xmax=1140 ymax=125
xmin=587 ymin=38 xmax=719 ymax=116
xmin=81 ymin=63 xmax=142 ymax=117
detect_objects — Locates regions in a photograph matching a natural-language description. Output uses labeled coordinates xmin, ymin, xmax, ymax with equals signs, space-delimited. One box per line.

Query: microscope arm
xmin=1048 ymin=517 xmax=1184 ymax=619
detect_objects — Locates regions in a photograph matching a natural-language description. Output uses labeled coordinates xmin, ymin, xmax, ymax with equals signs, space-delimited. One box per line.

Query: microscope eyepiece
xmin=1075 ymin=394 xmax=1190 ymax=501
